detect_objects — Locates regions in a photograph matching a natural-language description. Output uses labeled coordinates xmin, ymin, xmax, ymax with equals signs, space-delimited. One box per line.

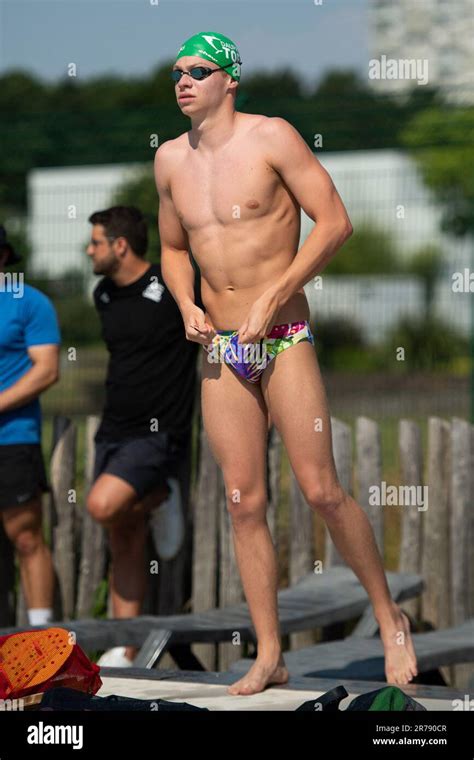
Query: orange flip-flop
xmin=0 ymin=627 xmax=73 ymax=699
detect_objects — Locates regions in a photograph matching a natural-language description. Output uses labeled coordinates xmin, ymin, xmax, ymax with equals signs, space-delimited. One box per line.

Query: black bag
xmin=295 ymin=684 xmax=426 ymax=711
xmin=39 ymin=686 xmax=208 ymax=711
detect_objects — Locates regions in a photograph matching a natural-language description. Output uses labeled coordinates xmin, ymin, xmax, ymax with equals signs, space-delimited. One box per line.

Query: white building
xmin=368 ymin=0 xmax=474 ymax=103
xmin=28 ymin=163 xmax=146 ymax=280
xmin=309 ymin=149 xmax=471 ymax=263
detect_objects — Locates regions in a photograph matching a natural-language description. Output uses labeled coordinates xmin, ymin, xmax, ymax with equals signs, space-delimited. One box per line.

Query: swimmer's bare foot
xmin=227 ymin=652 xmax=289 ymax=695
xmin=377 ymin=604 xmax=418 ymax=686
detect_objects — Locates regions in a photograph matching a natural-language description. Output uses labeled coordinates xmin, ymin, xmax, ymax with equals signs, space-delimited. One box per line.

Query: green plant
xmin=324 ymin=224 xmax=401 ymax=275
xmin=404 ymin=244 xmax=443 ymax=317
xmin=382 ymin=315 xmax=469 ymax=371
xmin=315 ymin=316 xmax=367 ymax=369
xmin=28 ymin=270 xmax=101 ymax=347
xmin=91 ymin=577 xmax=109 ymax=619
xmin=401 ymin=107 xmax=474 ymax=237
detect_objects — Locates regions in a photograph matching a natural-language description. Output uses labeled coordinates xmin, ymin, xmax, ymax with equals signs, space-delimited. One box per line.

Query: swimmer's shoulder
xmin=154 ymin=135 xmax=184 ymax=165
xmin=235 ymin=112 xmax=269 ymax=136
xmin=252 ymin=113 xmax=296 ymax=139
xmin=238 ymin=113 xmax=297 ymax=148
xmin=247 ymin=115 xmax=307 ymax=168
xmin=154 ymin=136 xmax=185 ymax=190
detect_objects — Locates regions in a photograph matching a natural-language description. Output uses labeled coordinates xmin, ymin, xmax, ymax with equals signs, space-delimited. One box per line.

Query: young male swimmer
xmin=154 ymin=31 xmax=418 ymax=695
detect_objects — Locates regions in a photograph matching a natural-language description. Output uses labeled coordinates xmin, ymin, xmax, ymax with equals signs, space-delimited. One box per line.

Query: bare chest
xmin=170 ymin=149 xmax=282 ymax=232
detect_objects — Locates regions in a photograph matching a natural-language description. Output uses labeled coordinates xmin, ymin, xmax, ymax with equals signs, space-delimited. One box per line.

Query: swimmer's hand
xmin=237 ymin=291 xmax=280 ymax=345
xmin=182 ymin=305 xmax=216 ymax=345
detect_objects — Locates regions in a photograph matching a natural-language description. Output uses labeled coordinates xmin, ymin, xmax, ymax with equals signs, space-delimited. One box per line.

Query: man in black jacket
xmin=86 ymin=206 xmax=199 ymax=666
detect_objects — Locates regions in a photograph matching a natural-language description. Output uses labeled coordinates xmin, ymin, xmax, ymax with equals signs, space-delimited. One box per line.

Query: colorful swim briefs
xmin=203 ymin=320 xmax=315 ymax=384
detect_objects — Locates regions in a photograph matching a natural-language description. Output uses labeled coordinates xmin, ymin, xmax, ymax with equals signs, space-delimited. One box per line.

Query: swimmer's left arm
xmin=262 ymin=116 xmax=353 ymax=308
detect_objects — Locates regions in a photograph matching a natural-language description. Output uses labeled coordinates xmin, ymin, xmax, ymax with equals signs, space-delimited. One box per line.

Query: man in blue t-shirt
xmin=0 ymin=225 xmax=61 ymax=627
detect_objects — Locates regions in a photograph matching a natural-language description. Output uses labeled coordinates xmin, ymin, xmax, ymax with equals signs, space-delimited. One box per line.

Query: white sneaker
xmin=97 ymin=646 xmax=134 ymax=667
xmin=149 ymin=477 xmax=184 ymax=561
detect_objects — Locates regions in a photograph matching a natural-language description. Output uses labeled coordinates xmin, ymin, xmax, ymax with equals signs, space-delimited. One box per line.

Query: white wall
xmin=28 ymin=163 xmax=147 ymax=277
xmin=302 ymin=149 xmax=470 ymax=271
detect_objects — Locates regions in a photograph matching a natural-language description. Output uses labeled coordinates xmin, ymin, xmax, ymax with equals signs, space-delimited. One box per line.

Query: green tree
xmin=0 ymin=64 xmax=446 ymax=215
xmin=404 ymin=244 xmax=443 ymax=318
xmin=401 ymin=108 xmax=474 ymax=236
xmin=324 ymin=224 xmax=400 ymax=274
xmin=383 ymin=316 xmax=469 ymax=372
xmin=114 ymin=167 xmax=160 ymax=261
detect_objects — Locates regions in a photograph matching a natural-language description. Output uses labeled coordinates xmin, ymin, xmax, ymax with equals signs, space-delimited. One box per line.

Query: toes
xmin=387 ymin=668 xmax=415 ymax=686
xmin=228 ymin=679 xmax=259 ymax=696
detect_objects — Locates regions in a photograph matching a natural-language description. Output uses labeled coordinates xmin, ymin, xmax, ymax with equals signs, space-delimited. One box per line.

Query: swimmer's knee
xmin=304 ymin=482 xmax=346 ymax=520
xmin=225 ymin=486 xmax=267 ymax=523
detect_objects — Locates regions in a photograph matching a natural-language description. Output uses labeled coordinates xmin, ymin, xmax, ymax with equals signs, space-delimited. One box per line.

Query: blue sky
xmin=0 ymin=0 xmax=369 ymax=89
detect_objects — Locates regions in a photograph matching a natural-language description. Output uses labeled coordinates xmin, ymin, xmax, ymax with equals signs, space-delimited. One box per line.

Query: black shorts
xmin=0 ymin=444 xmax=49 ymax=511
xmin=93 ymin=432 xmax=182 ymax=501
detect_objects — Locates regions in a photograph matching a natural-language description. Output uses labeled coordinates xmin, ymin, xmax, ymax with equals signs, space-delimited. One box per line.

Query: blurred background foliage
xmin=1 ymin=64 xmax=472 ymax=374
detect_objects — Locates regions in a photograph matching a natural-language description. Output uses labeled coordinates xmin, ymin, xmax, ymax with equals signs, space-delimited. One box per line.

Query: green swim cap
xmin=175 ymin=31 xmax=242 ymax=82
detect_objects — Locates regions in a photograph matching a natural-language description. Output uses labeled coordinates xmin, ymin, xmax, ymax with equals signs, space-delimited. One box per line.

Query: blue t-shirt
xmin=0 ymin=285 xmax=61 ymax=445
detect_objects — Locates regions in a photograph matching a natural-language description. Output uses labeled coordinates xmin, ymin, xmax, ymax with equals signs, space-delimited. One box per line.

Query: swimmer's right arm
xmin=154 ymin=144 xmax=215 ymax=344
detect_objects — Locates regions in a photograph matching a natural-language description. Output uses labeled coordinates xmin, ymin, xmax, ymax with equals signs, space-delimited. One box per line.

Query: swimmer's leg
xmin=201 ymin=351 xmax=288 ymax=695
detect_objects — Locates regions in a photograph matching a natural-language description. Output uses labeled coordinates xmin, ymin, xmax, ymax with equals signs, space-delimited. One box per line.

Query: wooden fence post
xmin=449 ymin=417 xmax=473 ymax=688
xmin=422 ymin=417 xmax=450 ymax=630
xmin=15 ymin=582 xmax=28 ymax=627
xmin=470 ymin=425 xmax=474 ymax=621
xmin=192 ymin=426 xmax=222 ymax=670
xmin=398 ymin=419 xmax=423 ymax=620
xmin=289 ymin=467 xmax=315 ymax=651
xmin=267 ymin=424 xmax=281 ymax=547
xmin=76 ymin=416 xmax=107 ymax=619
xmin=356 ymin=417 xmax=383 ymax=554
xmin=325 ymin=417 xmax=352 ymax=568
xmin=50 ymin=415 xmax=77 ymax=620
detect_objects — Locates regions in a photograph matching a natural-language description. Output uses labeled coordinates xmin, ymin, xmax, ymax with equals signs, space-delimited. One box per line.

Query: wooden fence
xmin=0 ymin=414 xmax=473 ymax=687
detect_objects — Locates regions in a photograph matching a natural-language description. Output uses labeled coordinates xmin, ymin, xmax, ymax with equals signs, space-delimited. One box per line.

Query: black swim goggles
xmin=171 ymin=62 xmax=241 ymax=83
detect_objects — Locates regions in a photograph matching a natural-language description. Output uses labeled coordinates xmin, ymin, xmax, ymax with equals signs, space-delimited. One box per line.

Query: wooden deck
xmin=93 ymin=667 xmax=471 ymax=711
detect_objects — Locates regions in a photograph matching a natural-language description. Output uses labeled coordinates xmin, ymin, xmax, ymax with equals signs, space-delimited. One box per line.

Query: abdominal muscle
xmin=201 ymin=279 xmax=310 ymax=332
xmin=194 ymin=230 xmax=311 ymax=332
